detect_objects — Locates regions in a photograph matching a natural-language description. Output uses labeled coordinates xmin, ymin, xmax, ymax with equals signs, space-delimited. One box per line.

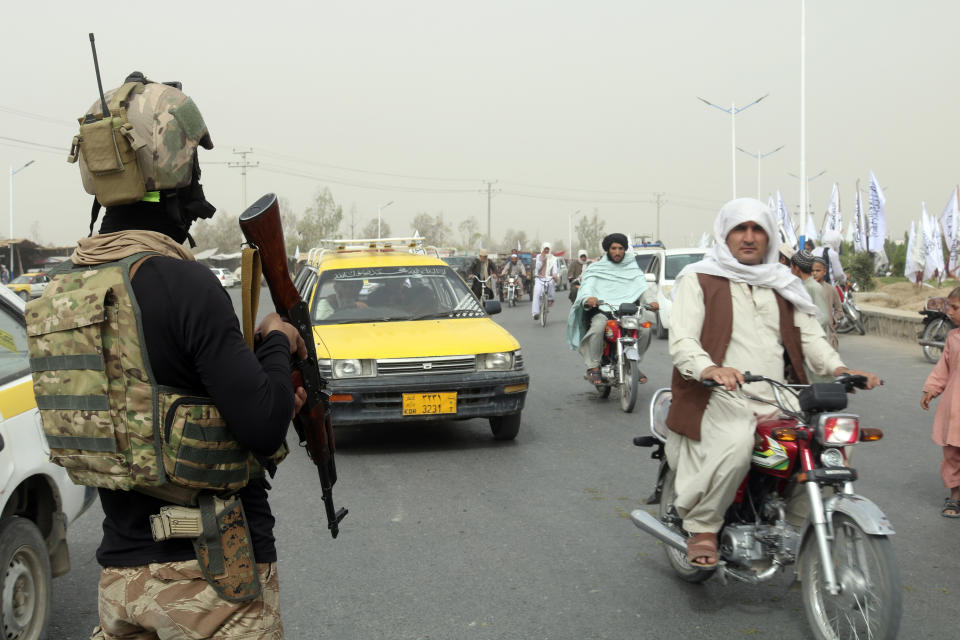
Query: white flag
xmin=904 ymin=220 xmax=924 ymax=281
xmin=294 ymin=245 xmax=300 ymax=260
xmin=922 ymin=203 xmax=945 ymax=283
xmin=805 ymin=215 xmax=819 ymax=243
xmin=821 ymin=183 xmax=841 ymax=236
xmin=697 ymin=231 xmax=710 ymax=248
xmin=844 ymin=220 xmax=855 ymax=245
xmin=776 ymin=190 xmax=798 ymax=247
xmin=940 ymin=186 xmax=960 ymax=276
xmin=867 ymin=171 xmax=887 ymax=252
xmin=853 ymin=186 xmax=866 ymax=253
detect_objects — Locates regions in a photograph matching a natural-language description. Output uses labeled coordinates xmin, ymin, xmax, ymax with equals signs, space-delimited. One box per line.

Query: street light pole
xmin=788 ymin=169 xmax=826 ymax=244
xmin=568 ymin=209 xmax=581 ymax=256
xmin=377 ymin=200 xmax=394 ymax=240
xmin=698 ymin=93 xmax=769 ymax=199
xmin=737 ymin=145 xmax=785 ymax=200
xmin=9 ymin=160 xmax=35 ymax=274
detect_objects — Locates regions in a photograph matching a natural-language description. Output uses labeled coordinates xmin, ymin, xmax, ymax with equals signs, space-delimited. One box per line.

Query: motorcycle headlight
xmin=620 ymin=316 xmax=640 ymax=330
xmin=477 ymin=351 xmax=515 ymax=371
xmin=815 ymin=414 xmax=859 ymax=445
xmin=820 ymin=447 xmax=846 ymax=468
xmin=332 ymin=359 xmax=377 ymax=379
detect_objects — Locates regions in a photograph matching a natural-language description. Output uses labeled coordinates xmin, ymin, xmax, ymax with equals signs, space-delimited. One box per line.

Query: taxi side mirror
xmin=484 ymin=300 xmax=502 ymax=315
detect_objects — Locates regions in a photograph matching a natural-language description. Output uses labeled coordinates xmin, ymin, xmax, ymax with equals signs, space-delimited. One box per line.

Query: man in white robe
xmin=665 ymin=198 xmax=880 ymax=568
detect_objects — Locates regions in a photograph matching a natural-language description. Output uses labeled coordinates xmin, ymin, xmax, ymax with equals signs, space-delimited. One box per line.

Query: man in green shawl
xmin=566 ymin=233 xmax=658 ymax=385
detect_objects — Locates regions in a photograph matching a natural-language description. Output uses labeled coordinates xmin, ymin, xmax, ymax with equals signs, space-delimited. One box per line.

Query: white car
xmin=644 ymin=248 xmax=707 ymax=339
xmin=209 ymin=267 xmax=237 ymax=288
xmin=0 ymin=285 xmax=96 ymax=637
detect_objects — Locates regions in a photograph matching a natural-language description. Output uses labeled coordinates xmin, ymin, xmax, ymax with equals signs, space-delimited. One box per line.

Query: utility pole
xmin=653 ymin=192 xmax=666 ymax=242
xmin=480 ymin=180 xmax=499 ymax=242
xmin=737 ymin=145 xmax=785 ymax=200
xmin=228 ymin=148 xmax=258 ymax=209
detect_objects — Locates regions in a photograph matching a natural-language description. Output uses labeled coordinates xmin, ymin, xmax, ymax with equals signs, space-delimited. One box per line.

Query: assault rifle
xmin=239 ymin=193 xmax=347 ymax=538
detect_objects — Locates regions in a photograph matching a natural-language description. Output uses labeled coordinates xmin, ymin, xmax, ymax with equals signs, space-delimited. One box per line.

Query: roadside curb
xmin=857 ymin=302 xmax=922 ymax=344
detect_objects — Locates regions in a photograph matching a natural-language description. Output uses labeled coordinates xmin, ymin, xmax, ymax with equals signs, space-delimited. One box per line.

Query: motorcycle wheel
xmin=922 ymin=317 xmax=951 ymax=364
xmin=799 ymin=514 xmax=902 ymax=640
xmin=619 ymin=359 xmax=639 ymax=413
xmin=658 ymin=468 xmax=714 ymax=583
xmin=851 ymin=306 xmax=865 ymax=335
xmin=836 ymin=316 xmax=854 ymax=334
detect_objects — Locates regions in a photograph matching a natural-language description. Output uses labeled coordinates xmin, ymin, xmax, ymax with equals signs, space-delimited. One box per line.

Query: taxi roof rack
xmin=314 ymin=236 xmax=427 ymax=252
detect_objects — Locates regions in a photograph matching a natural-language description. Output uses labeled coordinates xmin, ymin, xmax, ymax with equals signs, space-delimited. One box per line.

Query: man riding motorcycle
xmin=567 ymin=249 xmax=588 ymax=303
xmin=665 ymin=198 xmax=880 ymax=568
xmin=566 ymin=233 xmax=658 ymax=385
xmin=500 ymin=251 xmax=527 ymax=301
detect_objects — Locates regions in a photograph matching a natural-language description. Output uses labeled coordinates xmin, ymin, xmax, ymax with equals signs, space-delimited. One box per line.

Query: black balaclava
xmin=601 ymin=233 xmax=629 ymax=261
xmin=97 ymin=154 xmax=216 ymax=246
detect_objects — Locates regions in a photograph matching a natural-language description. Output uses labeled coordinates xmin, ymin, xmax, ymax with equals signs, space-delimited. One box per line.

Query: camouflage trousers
xmin=90 ymin=560 xmax=282 ymax=639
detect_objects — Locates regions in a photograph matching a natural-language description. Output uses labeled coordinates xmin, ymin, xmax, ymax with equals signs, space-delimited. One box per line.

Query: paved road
xmin=50 ymin=287 xmax=958 ymax=639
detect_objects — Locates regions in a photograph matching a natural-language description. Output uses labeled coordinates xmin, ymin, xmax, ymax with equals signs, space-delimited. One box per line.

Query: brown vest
xmin=665 ymin=273 xmax=807 ymax=441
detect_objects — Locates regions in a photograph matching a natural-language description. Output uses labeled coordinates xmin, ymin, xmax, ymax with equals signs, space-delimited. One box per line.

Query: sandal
xmin=586 ymin=367 xmax=603 ymax=385
xmin=942 ymin=498 xmax=960 ymax=518
xmin=638 ymin=370 xmax=648 ymax=384
xmin=686 ymin=532 xmax=718 ymax=568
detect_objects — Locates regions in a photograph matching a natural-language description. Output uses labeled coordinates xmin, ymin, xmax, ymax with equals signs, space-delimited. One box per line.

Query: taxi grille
xmin=376 ymin=356 xmax=476 ymax=376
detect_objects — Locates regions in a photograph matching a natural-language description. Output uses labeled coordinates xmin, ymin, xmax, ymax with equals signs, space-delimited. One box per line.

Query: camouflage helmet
xmin=77 ymin=75 xmax=213 ymax=196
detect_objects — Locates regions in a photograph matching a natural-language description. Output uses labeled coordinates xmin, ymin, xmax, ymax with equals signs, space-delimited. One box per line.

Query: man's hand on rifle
xmin=256 ymin=312 xmax=308 ymax=360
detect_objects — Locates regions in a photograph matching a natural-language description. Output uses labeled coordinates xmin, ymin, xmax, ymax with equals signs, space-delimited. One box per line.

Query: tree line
xmin=190 ymin=187 xmax=608 ymax=255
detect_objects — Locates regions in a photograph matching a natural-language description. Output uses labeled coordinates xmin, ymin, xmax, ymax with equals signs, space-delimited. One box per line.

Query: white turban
xmin=822 ymin=229 xmax=842 ymax=252
xmin=675 ymin=198 xmax=818 ymax=316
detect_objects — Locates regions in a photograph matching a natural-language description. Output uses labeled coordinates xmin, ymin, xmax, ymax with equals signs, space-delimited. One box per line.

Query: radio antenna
xmin=89 ymin=33 xmax=110 ymax=119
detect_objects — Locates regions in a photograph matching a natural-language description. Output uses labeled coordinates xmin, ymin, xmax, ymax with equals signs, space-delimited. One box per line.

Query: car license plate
xmin=402 ymin=392 xmax=457 ymax=416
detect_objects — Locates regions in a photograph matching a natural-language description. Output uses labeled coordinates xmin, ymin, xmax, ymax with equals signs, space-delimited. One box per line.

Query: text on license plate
xmin=402 ymin=392 xmax=457 ymax=416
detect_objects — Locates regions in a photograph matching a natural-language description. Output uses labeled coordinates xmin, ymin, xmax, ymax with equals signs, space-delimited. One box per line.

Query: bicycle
xmin=534 ymin=275 xmax=555 ymax=327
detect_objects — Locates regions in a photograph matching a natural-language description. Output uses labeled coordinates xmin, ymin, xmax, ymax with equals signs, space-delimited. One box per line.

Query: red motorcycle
xmin=631 ymin=373 xmax=901 ymax=640
xmin=590 ymin=302 xmax=654 ymax=413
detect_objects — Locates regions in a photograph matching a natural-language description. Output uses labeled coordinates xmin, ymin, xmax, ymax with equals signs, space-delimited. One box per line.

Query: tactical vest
xmin=25 ymin=253 xmax=286 ymax=506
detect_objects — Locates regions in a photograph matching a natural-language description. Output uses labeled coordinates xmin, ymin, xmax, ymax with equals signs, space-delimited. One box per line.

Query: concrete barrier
xmin=857 ymin=302 xmax=922 ymax=344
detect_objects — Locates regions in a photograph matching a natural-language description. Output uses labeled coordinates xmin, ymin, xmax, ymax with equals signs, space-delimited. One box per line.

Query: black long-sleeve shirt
xmin=96 ymin=257 xmax=294 ymax=567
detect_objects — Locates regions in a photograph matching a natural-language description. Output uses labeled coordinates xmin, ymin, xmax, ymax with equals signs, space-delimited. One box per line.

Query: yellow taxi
xmin=6 ymin=271 xmax=51 ymax=301
xmin=294 ymin=239 xmax=528 ymax=439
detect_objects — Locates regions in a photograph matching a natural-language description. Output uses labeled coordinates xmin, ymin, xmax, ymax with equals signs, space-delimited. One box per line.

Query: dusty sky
xmin=2 ymin=1 xmax=957 ymax=252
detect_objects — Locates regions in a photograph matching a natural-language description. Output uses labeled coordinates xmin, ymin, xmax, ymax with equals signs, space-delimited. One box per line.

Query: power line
xmin=0 ymin=105 xmax=73 ymax=127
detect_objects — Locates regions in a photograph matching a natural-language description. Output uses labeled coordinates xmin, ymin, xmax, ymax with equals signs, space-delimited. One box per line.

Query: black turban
xmin=602 ymin=233 xmax=629 ymax=252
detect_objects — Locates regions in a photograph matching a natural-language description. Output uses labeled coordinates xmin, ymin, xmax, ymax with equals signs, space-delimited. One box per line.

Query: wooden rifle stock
xmin=239 ymin=193 xmax=348 ymax=538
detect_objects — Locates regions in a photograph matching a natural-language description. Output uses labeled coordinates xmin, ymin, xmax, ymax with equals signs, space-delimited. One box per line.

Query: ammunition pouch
xmin=150 ymin=495 xmax=262 ymax=603
xmin=69 ymin=82 xmax=148 ymax=206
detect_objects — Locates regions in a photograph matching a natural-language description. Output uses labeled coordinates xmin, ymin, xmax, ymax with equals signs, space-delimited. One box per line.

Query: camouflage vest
xmin=25 ymin=253 xmax=286 ymax=505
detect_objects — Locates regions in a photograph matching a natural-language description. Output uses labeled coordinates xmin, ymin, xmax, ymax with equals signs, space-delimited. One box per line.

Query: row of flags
xmin=769 ymin=171 xmax=888 ymax=254
xmin=904 ymin=187 xmax=960 ymax=283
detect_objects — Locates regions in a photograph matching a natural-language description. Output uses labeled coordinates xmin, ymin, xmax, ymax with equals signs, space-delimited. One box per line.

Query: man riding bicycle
xmin=532 ymin=242 xmax=559 ymax=321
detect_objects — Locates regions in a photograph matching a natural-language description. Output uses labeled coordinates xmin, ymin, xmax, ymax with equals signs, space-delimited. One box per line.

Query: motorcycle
xmin=630 ymin=373 xmax=901 ymax=640
xmin=918 ymin=296 xmax=956 ymax=364
xmin=590 ymin=301 xmax=654 ymax=413
xmin=502 ymin=274 xmax=522 ymax=307
xmin=835 ymin=282 xmax=865 ymax=335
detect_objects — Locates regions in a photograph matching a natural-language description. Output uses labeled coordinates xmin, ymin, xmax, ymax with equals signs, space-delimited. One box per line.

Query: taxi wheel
xmin=489 ymin=413 xmax=521 ymax=440
xmin=0 ymin=517 xmax=52 ymax=640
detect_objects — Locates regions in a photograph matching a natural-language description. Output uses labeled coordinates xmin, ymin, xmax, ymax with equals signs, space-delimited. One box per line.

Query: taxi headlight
xmin=477 ymin=352 xmax=514 ymax=371
xmin=619 ymin=316 xmax=640 ymax=330
xmin=332 ymin=359 xmax=376 ymax=379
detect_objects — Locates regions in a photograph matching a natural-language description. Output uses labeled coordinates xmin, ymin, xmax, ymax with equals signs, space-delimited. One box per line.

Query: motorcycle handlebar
xmin=701 ymin=371 xmax=875 ymax=392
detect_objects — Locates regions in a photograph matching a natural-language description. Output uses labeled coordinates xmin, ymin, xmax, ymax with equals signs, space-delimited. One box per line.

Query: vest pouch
xmin=78 ymin=116 xmax=146 ymax=206
xmin=26 ymin=286 xmax=134 ymax=488
xmin=192 ymin=494 xmax=261 ymax=603
xmin=160 ymin=394 xmax=251 ymax=492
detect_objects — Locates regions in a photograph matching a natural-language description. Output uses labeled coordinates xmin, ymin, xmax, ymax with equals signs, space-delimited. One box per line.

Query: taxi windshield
xmin=310 ymin=265 xmax=485 ymax=324
xmin=10 ymin=275 xmax=34 ymax=284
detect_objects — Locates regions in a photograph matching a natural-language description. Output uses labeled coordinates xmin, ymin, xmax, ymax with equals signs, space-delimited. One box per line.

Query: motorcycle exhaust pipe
xmin=630 ymin=509 xmax=687 ymax=552
xmin=919 ymin=339 xmax=946 ymax=348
